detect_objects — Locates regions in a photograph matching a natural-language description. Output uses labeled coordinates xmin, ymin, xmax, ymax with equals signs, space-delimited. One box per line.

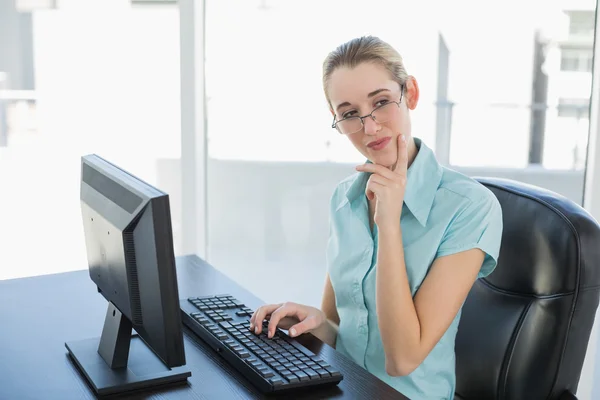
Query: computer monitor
xmin=65 ymin=154 xmax=191 ymax=396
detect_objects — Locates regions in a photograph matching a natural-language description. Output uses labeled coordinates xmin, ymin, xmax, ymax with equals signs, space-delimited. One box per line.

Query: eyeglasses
xmin=331 ymin=89 xmax=404 ymax=135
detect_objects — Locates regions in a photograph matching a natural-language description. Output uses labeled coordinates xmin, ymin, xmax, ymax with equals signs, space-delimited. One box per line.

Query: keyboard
xmin=180 ymin=294 xmax=343 ymax=393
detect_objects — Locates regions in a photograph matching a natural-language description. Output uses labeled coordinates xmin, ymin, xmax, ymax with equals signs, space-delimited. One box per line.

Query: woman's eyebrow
xmin=335 ymin=88 xmax=391 ymax=112
xmin=367 ymin=88 xmax=390 ymax=98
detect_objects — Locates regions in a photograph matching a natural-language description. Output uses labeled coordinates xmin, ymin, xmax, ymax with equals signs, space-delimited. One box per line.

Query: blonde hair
xmin=322 ymin=36 xmax=408 ymax=107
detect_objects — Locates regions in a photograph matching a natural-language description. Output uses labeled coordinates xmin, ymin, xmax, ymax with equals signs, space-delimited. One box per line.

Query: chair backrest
xmin=455 ymin=177 xmax=600 ymax=400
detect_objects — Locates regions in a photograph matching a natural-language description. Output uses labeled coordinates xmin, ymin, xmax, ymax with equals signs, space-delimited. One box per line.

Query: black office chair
xmin=455 ymin=177 xmax=600 ymax=400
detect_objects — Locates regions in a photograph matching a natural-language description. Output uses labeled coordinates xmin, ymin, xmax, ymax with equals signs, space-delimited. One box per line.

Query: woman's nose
xmin=362 ymin=116 xmax=380 ymax=136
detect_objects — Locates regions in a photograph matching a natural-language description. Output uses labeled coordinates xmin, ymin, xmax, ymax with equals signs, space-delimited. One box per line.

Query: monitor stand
xmin=65 ymin=302 xmax=191 ymax=397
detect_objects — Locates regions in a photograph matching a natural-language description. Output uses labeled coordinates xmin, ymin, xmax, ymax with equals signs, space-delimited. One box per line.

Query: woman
xmin=249 ymin=36 xmax=503 ymax=399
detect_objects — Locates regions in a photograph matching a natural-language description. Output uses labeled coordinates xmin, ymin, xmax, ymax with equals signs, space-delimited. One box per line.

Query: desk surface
xmin=0 ymin=255 xmax=404 ymax=399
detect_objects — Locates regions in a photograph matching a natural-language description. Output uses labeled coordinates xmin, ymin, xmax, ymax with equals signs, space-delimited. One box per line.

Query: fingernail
xmin=401 ymin=134 xmax=406 ymax=142
xmin=290 ymin=328 xmax=297 ymax=337
xmin=249 ymin=322 xmax=254 ymax=330
xmin=254 ymin=327 xmax=258 ymax=334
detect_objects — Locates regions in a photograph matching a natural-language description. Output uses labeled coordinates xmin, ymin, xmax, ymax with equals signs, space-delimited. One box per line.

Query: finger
xmin=251 ymin=304 xmax=281 ymax=334
xmin=393 ymin=134 xmax=408 ymax=175
xmin=355 ymin=163 xmax=397 ymax=180
xmin=273 ymin=316 xmax=298 ymax=330
xmin=249 ymin=307 xmax=260 ymax=332
xmin=367 ymin=173 xmax=391 ymax=186
xmin=249 ymin=308 xmax=261 ymax=330
xmin=268 ymin=303 xmax=298 ymax=338
xmin=366 ymin=173 xmax=390 ymax=200
xmin=288 ymin=316 xmax=320 ymax=337
xmin=366 ymin=179 xmax=386 ymax=201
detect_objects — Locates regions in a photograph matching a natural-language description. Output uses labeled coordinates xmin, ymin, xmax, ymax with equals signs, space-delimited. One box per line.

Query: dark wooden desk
xmin=0 ymin=255 xmax=404 ymax=399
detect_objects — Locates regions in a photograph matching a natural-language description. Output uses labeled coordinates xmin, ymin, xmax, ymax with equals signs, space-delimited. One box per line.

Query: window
xmin=0 ymin=2 xmax=183 ymax=280
xmin=204 ymin=0 xmax=597 ymax=306
xmin=558 ymin=98 xmax=590 ymax=118
xmin=568 ymin=10 xmax=596 ymax=37
xmin=561 ymin=48 xmax=594 ymax=72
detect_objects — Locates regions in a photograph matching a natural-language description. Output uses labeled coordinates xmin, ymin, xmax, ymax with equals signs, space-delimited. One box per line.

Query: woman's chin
xmin=369 ymin=152 xmax=396 ymax=168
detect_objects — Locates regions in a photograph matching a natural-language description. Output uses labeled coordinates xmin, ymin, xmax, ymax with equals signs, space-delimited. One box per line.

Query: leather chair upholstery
xmin=455 ymin=177 xmax=600 ymax=400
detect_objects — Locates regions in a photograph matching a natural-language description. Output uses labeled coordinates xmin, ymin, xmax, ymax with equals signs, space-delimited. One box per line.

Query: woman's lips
xmin=367 ymin=137 xmax=392 ymax=151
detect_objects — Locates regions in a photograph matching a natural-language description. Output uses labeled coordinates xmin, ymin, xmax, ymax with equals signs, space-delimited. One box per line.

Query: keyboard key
xmin=304 ymin=369 xmax=319 ymax=379
xmin=294 ymin=371 xmax=310 ymax=382
xmin=270 ymin=377 xmax=285 ymax=386
xmin=291 ymin=342 xmax=316 ymax=357
xmin=314 ymin=368 xmax=330 ymax=378
xmin=219 ymin=321 xmax=233 ymax=330
xmin=259 ymin=370 xmax=275 ymax=378
xmin=273 ymin=365 xmax=287 ymax=374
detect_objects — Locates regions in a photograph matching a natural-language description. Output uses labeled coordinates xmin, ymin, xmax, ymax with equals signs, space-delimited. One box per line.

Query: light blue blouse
xmin=326 ymin=138 xmax=503 ymax=399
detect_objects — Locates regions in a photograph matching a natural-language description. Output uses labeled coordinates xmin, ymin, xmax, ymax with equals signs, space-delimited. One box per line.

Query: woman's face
xmin=327 ymin=62 xmax=418 ymax=168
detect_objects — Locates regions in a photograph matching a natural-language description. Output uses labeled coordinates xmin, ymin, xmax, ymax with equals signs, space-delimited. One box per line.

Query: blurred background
xmin=1 ymin=0 xmax=599 ymax=397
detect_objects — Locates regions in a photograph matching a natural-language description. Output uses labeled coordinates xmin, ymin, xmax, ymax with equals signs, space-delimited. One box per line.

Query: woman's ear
xmin=405 ymin=76 xmax=420 ymax=110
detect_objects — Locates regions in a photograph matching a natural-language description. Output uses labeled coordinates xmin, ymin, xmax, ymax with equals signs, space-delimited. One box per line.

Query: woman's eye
xmin=375 ymin=99 xmax=390 ymax=107
xmin=342 ymin=110 xmax=357 ymax=119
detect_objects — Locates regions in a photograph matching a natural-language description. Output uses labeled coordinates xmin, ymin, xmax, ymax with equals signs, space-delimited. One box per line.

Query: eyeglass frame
xmin=331 ymin=85 xmax=405 ymax=135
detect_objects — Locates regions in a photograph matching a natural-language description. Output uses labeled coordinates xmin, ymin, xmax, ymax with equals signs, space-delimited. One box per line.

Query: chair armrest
xmin=558 ymin=390 xmax=578 ymax=400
